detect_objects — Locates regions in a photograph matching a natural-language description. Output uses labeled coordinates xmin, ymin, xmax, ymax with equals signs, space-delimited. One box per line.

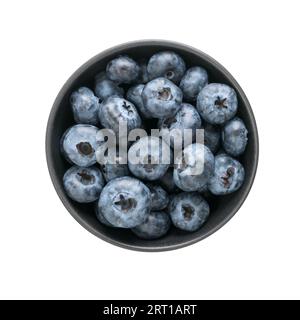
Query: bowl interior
xmin=46 ymin=41 xmax=258 ymax=251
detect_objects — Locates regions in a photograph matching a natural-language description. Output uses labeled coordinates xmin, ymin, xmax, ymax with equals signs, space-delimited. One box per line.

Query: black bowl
xmin=46 ymin=40 xmax=259 ymax=252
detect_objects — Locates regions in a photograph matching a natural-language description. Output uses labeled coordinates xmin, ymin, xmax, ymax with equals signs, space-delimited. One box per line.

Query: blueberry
xmin=63 ymin=165 xmax=104 ymax=203
xmin=158 ymin=103 xmax=202 ymax=148
xmin=142 ymin=77 xmax=183 ymax=119
xmin=146 ymin=183 xmax=169 ymax=210
xmin=106 ymin=55 xmax=140 ymax=84
xmin=99 ymin=96 xmax=142 ymax=136
xmin=126 ymin=84 xmax=151 ymax=119
xmin=101 ymin=162 xmax=129 ymax=182
xmin=132 ymin=211 xmax=171 ymax=239
xmin=198 ymin=183 xmax=208 ymax=194
xmin=203 ymin=121 xmax=221 ymax=154
xmin=173 ymin=143 xmax=215 ymax=191
xmin=221 ymin=117 xmax=248 ymax=156
xmin=159 ymin=168 xmax=178 ymax=193
xmin=208 ymin=154 xmax=245 ymax=195
xmin=61 ymin=124 xmax=103 ymax=167
xmin=168 ymin=192 xmax=210 ymax=232
xmin=128 ymin=136 xmax=171 ymax=181
xmin=96 ymin=146 xmax=130 ymax=182
xmin=70 ymin=87 xmax=100 ymax=125
xmin=179 ymin=66 xmax=208 ymax=101
xmin=137 ymin=59 xmax=150 ymax=84
xmin=95 ymin=203 xmax=115 ymax=227
xmin=197 ymin=83 xmax=238 ymax=124
xmin=147 ymin=51 xmax=186 ymax=84
xmin=94 ymin=72 xmax=124 ymax=100
xmin=98 ymin=176 xmax=151 ymax=228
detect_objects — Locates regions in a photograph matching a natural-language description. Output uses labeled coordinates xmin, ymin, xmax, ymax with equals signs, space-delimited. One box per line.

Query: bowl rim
xmin=46 ymin=39 xmax=259 ymax=252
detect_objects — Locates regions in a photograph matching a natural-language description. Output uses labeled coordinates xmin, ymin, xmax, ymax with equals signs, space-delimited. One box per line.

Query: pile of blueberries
xmin=61 ymin=51 xmax=248 ymax=240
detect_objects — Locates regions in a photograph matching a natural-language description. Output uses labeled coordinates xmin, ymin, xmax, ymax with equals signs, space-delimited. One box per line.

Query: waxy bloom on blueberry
xmin=128 ymin=136 xmax=171 ymax=181
xmin=61 ymin=124 xmax=103 ymax=167
xmin=96 ymin=146 xmax=130 ymax=182
xmin=63 ymin=166 xmax=105 ymax=203
xmin=98 ymin=176 xmax=152 ymax=228
xmin=94 ymin=72 xmax=124 ymax=100
xmin=180 ymin=66 xmax=208 ymax=101
xmin=208 ymin=154 xmax=245 ymax=195
xmin=173 ymin=143 xmax=215 ymax=192
xmin=95 ymin=203 xmax=116 ymax=227
xmin=142 ymin=77 xmax=183 ymax=119
xmin=70 ymin=87 xmax=100 ymax=125
xmin=203 ymin=121 xmax=221 ymax=154
xmin=221 ymin=117 xmax=248 ymax=156
xmin=106 ymin=55 xmax=140 ymax=84
xmin=168 ymin=192 xmax=210 ymax=232
xmin=197 ymin=83 xmax=238 ymax=125
xmin=158 ymin=103 xmax=202 ymax=148
xmin=126 ymin=84 xmax=151 ymax=119
xmin=99 ymin=97 xmax=142 ymax=136
xmin=147 ymin=51 xmax=186 ymax=84
xmin=132 ymin=211 xmax=171 ymax=239
xmin=146 ymin=183 xmax=169 ymax=211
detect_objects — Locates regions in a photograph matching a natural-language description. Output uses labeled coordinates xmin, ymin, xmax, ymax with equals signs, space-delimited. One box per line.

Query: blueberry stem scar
xmin=221 ymin=166 xmax=235 ymax=187
xmin=114 ymin=194 xmax=137 ymax=212
xmin=165 ymin=70 xmax=174 ymax=79
xmin=76 ymin=142 xmax=94 ymax=156
xmin=214 ymin=96 xmax=228 ymax=108
xmin=182 ymin=204 xmax=194 ymax=220
xmin=122 ymin=100 xmax=133 ymax=113
xmin=158 ymin=87 xmax=172 ymax=101
xmin=77 ymin=171 xmax=95 ymax=184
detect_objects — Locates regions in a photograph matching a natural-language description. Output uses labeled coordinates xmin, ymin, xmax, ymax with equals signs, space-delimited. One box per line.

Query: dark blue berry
xmin=61 ymin=124 xmax=103 ymax=167
xmin=70 ymin=87 xmax=100 ymax=125
xmin=173 ymin=143 xmax=215 ymax=191
xmin=142 ymin=77 xmax=183 ymax=119
xmin=106 ymin=56 xmax=140 ymax=84
xmin=221 ymin=117 xmax=248 ymax=156
xmin=132 ymin=211 xmax=171 ymax=239
xmin=197 ymin=83 xmax=238 ymax=124
xmin=147 ymin=51 xmax=186 ymax=84
xmin=208 ymin=154 xmax=245 ymax=195
xmin=168 ymin=192 xmax=210 ymax=232
xmin=98 ymin=176 xmax=151 ymax=228
xmin=63 ymin=166 xmax=104 ymax=203
xmin=179 ymin=66 xmax=208 ymax=101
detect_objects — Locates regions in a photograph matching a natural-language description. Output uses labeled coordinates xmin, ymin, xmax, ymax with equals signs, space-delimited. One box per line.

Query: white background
xmin=0 ymin=0 xmax=299 ymax=300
